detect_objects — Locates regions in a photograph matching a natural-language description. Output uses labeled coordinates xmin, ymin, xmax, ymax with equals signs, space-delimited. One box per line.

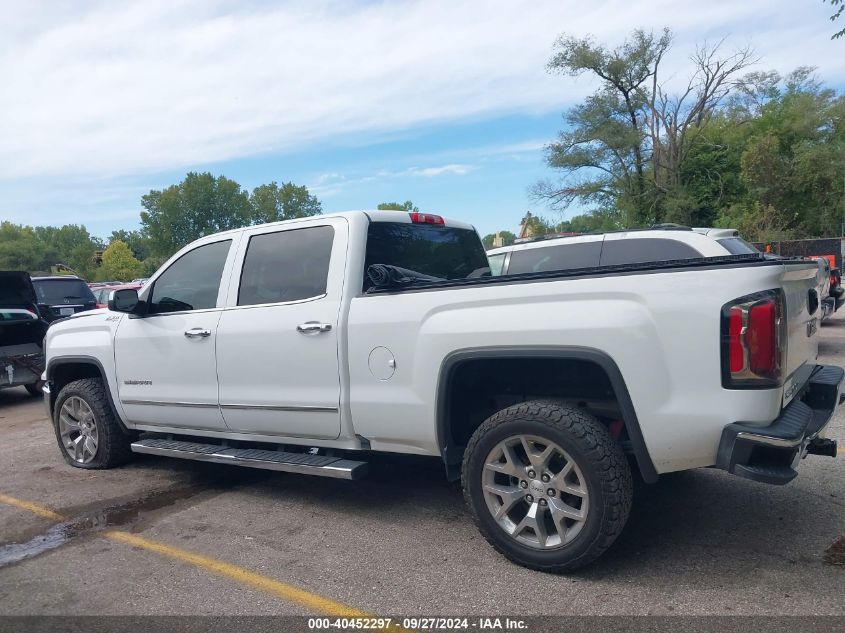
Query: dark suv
xmin=31 ymin=276 xmax=98 ymax=322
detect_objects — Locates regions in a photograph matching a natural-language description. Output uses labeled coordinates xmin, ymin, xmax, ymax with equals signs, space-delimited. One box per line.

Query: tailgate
xmin=780 ymin=261 xmax=822 ymax=406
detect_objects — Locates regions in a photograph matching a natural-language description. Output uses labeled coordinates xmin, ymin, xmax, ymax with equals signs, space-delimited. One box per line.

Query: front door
xmin=115 ymin=238 xmax=235 ymax=431
xmin=215 ymin=220 xmax=345 ymax=439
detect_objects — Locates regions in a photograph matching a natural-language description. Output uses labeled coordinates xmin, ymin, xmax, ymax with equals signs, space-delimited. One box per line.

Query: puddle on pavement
xmin=0 ymin=481 xmax=227 ymax=569
xmin=69 ymin=482 xmax=210 ymax=531
xmin=0 ymin=522 xmax=74 ymax=567
xmin=0 ymin=465 xmax=272 ymax=569
xmin=824 ymin=534 xmax=845 ymax=568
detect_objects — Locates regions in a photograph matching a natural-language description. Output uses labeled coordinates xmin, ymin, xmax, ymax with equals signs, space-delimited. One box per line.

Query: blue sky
xmin=2 ymin=0 xmax=845 ymax=240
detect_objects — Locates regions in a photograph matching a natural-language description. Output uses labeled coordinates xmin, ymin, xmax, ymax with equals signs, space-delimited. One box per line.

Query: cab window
xmin=238 ymin=226 xmax=334 ymax=306
xmin=148 ymin=240 xmax=232 ymax=314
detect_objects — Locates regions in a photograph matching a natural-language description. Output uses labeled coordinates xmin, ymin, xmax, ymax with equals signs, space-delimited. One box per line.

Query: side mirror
xmin=108 ymin=288 xmax=140 ymax=313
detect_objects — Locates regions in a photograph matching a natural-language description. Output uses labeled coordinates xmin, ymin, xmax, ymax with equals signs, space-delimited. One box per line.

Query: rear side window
xmin=717 ymin=237 xmax=758 ymax=255
xmin=238 ymin=226 xmax=334 ymax=306
xmin=508 ymin=242 xmax=601 ymax=274
xmin=149 ymin=240 xmax=231 ymax=313
xmin=364 ymin=222 xmax=489 ymax=289
xmin=599 ymin=239 xmax=702 ymax=266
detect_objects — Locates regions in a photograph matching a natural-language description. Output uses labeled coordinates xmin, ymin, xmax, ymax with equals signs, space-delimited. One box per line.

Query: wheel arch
xmin=46 ymin=356 xmax=132 ymax=435
xmin=435 ymin=346 xmax=658 ymax=483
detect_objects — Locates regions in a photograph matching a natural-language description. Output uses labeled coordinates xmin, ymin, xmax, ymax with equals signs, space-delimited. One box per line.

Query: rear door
xmin=215 ymin=217 xmax=347 ymax=439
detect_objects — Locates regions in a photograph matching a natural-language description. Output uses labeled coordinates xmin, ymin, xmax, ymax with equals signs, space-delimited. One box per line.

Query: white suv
xmin=486 ymin=227 xmax=758 ymax=276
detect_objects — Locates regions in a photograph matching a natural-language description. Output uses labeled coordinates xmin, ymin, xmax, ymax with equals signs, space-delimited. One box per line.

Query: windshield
xmin=364 ymin=222 xmax=490 ymax=290
xmin=33 ymin=279 xmax=96 ymax=305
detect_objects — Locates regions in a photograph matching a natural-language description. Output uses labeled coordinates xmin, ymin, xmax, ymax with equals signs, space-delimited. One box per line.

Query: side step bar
xmin=131 ymin=438 xmax=368 ymax=480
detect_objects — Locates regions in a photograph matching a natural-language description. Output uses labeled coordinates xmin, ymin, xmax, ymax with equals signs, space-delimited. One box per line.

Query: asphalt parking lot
xmin=1 ymin=323 xmax=844 ymax=617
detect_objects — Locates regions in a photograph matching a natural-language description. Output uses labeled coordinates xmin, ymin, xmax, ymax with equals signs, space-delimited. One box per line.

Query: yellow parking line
xmin=0 ymin=493 xmax=369 ymax=618
xmin=839 ymin=447 xmax=845 ymax=455
xmin=104 ymin=530 xmax=369 ymax=617
xmin=0 ymin=493 xmax=64 ymax=521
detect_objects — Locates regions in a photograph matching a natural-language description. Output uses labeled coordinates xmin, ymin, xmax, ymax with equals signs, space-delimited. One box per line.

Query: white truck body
xmin=42 ymin=210 xmax=843 ymax=570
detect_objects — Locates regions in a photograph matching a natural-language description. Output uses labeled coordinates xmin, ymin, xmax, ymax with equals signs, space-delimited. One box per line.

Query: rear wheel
xmin=462 ymin=400 xmax=632 ymax=572
xmin=52 ymin=378 xmax=133 ymax=469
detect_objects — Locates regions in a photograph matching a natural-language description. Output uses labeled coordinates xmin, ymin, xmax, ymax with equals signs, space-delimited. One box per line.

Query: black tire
xmin=462 ymin=400 xmax=632 ymax=573
xmin=24 ymin=382 xmax=43 ymax=397
xmin=52 ymin=378 xmax=134 ymax=469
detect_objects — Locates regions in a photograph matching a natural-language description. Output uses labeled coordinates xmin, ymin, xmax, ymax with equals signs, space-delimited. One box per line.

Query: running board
xmin=130 ymin=438 xmax=368 ymax=480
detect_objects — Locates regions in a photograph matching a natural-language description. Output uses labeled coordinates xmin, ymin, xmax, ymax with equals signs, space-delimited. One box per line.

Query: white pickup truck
xmin=42 ymin=211 xmax=842 ymax=571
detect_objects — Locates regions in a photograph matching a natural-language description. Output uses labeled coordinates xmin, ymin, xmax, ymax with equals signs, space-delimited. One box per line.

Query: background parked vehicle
xmin=0 ymin=271 xmax=48 ymax=396
xmin=487 ymin=226 xmax=758 ymax=276
xmin=806 ymin=256 xmax=844 ymax=319
xmin=90 ymin=283 xmax=142 ymax=309
xmin=31 ymin=276 xmax=97 ymax=322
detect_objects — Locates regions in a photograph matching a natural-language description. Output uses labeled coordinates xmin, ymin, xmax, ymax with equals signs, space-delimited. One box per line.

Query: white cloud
xmin=404 ymin=164 xmax=476 ymax=177
xmin=308 ymin=162 xmax=477 ymax=197
xmin=1 ymin=0 xmax=844 ymax=181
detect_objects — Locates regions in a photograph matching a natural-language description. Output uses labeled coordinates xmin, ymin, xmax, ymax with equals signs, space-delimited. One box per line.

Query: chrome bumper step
xmin=130 ymin=438 xmax=368 ymax=480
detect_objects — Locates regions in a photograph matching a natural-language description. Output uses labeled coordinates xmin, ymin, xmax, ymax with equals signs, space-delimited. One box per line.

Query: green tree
xmin=0 ymin=222 xmax=46 ymax=271
xmin=99 ymin=240 xmax=143 ymax=281
xmin=536 ymin=28 xmax=753 ymax=227
xmin=109 ymin=229 xmax=151 ymax=261
xmin=685 ymin=68 xmax=845 ymax=240
xmin=557 ymin=210 xmax=622 ymax=233
xmin=32 ymin=224 xmax=101 ymax=278
xmin=377 ymin=201 xmax=419 ymax=212
xmin=250 ymin=181 xmax=322 ymax=224
xmin=481 ymin=231 xmax=517 ymax=249
xmin=140 ymin=172 xmax=253 ymax=258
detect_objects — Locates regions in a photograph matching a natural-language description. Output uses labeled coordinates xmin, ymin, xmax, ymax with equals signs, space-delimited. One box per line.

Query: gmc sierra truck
xmin=42 ymin=211 xmax=842 ymax=572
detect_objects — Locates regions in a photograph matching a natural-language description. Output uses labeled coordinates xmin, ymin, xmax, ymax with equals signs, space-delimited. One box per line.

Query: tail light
xmin=721 ymin=290 xmax=785 ymax=388
xmin=830 ymin=274 xmax=837 ymax=288
xmin=409 ymin=212 xmax=445 ymax=225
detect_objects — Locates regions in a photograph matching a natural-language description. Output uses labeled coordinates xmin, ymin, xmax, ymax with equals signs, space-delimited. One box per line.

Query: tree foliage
xmin=140 ymin=172 xmax=253 ymax=258
xmin=99 ymin=240 xmax=143 ymax=281
xmin=377 ymin=201 xmax=419 ymax=212
xmin=138 ymin=172 xmax=324 ymax=257
xmin=481 ymin=231 xmax=517 ymax=249
xmin=537 ymin=28 xmax=845 ymax=241
xmin=0 ymin=222 xmax=102 ymax=277
xmin=251 ymin=181 xmax=322 ymax=224
xmin=2 ymin=171 xmax=323 ymax=277
xmin=109 ymin=229 xmax=151 ymax=261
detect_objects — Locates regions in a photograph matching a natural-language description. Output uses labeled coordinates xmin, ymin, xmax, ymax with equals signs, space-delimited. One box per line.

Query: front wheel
xmin=52 ymin=378 xmax=134 ymax=469
xmin=462 ymin=400 xmax=632 ymax=572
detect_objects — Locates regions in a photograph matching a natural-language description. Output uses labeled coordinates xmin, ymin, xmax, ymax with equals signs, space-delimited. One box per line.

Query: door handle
xmin=184 ymin=328 xmax=211 ymax=338
xmin=296 ymin=322 xmax=332 ymax=334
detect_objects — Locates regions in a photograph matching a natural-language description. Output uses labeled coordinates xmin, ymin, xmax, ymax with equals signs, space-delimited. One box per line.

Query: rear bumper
xmin=716 ymin=364 xmax=843 ymax=485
